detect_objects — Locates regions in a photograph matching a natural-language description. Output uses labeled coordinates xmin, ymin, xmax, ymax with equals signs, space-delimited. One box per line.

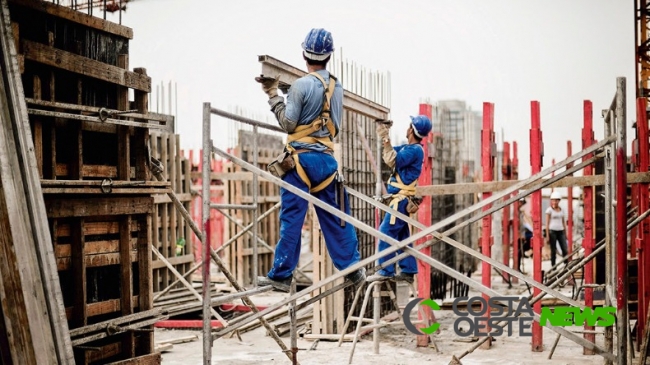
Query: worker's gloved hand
xmin=255 ymin=74 xmax=280 ymax=98
xmin=376 ymin=124 xmax=390 ymax=141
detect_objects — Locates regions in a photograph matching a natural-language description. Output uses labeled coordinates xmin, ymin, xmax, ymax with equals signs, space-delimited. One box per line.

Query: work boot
xmin=257 ymin=275 xmax=292 ymax=293
xmin=394 ymin=273 xmax=415 ymax=284
xmin=366 ymin=272 xmax=393 ymax=283
xmin=345 ymin=267 xmax=366 ymax=292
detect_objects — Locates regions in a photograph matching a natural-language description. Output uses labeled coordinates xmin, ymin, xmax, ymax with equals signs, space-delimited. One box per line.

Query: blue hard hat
xmin=302 ymin=28 xmax=334 ymax=61
xmin=410 ymin=115 xmax=432 ymax=139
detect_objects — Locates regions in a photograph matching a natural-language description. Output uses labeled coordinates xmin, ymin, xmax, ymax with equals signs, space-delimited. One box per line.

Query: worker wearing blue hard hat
xmin=255 ymin=28 xmax=365 ymax=293
xmin=367 ymin=115 xmax=432 ymax=283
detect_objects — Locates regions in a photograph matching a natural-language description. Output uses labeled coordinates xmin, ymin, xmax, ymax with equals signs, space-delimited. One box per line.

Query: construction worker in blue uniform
xmin=367 ymin=115 xmax=432 ymax=283
xmin=255 ymin=28 xmax=365 ymax=292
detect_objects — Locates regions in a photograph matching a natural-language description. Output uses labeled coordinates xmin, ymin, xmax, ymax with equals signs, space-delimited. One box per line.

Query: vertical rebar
xmin=202 ymin=102 xmax=212 ymax=365
xmin=604 ymin=107 xmax=614 ymax=365
xmin=252 ymin=125 xmax=259 ymax=286
xmin=615 ymin=77 xmax=628 ymax=365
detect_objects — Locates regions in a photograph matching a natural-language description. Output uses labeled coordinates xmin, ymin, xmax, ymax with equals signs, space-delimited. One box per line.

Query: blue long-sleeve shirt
xmin=270 ymin=70 xmax=342 ymax=152
xmin=386 ymin=143 xmax=424 ymax=194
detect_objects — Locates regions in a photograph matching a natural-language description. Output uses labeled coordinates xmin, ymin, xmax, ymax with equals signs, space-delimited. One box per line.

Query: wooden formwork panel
xmin=224 ymin=131 xmax=282 ymax=286
xmin=8 ymin=2 xmax=170 ymax=364
xmin=311 ymin=207 xmax=344 ymax=335
xmin=44 ymin=196 xmax=153 ymax=365
xmin=12 ymin=0 xmax=165 ymax=191
xmin=149 ymin=132 xmax=194 ymax=293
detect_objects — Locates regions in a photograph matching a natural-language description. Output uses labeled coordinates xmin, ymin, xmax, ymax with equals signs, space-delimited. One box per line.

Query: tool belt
xmin=381 ymin=194 xmax=422 ymax=214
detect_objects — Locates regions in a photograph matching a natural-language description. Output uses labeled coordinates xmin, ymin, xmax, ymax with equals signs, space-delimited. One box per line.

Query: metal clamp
xmin=100 ymin=178 xmax=113 ymax=193
xmin=98 ymin=107 xmax=139 ymax=122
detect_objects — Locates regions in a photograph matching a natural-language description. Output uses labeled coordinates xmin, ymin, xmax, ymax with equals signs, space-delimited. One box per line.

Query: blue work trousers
xmin=268 ymin=152 xmax=361 ymax=280
xmin=376 ymin=198 xmax=418 ymax=276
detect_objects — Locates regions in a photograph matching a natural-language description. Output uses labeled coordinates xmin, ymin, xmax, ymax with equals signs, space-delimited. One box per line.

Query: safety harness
xmin=386 ymin=173 xmax=418 ymax=224
xmin=285 ymin=72 xmax=338 ymax=193
xmin=385 ymin=143 xmax=423 ymax=224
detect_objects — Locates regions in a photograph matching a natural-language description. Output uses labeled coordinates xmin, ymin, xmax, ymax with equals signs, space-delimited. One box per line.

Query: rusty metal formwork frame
xmin=193 ymin=77 xmax=635 ymax=365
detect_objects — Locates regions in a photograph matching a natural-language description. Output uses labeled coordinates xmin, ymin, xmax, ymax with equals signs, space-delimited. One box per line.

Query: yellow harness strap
xmin=286 ymin=72 xmax=338 ymax=193
xmin=292 ymin=153 xmax=338 ymax=193
xmin=387 ymin=173 xmax=418 ymax=224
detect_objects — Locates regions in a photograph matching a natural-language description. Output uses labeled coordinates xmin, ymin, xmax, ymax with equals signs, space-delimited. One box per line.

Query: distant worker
xmin=254 ymin=28 xmax=365 ymax=292
xmin=517 ymin=197 xmax=533 ymax=274
xmin=367 ymin=115 xmax=432 ymax=283
xmin=545 ymin=191 xmax=568 ymax=266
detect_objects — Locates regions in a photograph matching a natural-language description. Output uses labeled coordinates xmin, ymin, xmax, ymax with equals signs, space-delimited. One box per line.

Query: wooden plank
xmin=152 ymin=193 xmax=192 ymax=204
xmin=416 ymin=171 xmax=650 ymax=196
xmin=8 ymin=0 xmax=133 ymax=39
xmin=22 ymin=40 xmax=150 ymax=92
xmin=45 ymin=197 xmax=153 ymax=218
xmin=0 ymin=184 xmax=39 ymax=363
xmin=138 ymin=215 xmax=154 ymax=353
xmin=160 ymin=134 xmax=169 ymax=287
xmin=68 ymin=123 xmax=82 ymax=180
xmin=133 ymin=69 xmax=149 ymax=180
xmin=64 ymin=297 xmax=140 ymax=320
xmin=56 ymin=163 xmax=118 ymax=178
xmin=117 ymin=55 xmax=130 ymax=182
xmin=70 ymin=219 xmax=86 ymax=328
xmin=182 ymin=151 xmax=193 ymax=256
xmin=0 ymin=2 xmax=73 ymax=361
xmin=55 ymin=237 xmax=137 ymax=258
xmin=105 ymin=352 xmax=161 ymax=365
xmin=151 ymin=254 xmax=199 ymax=269
xmin=85 ymin=342 xmax=121 ymax=363
xmin=119 ymin=216 xmax=135 ymax=358
xmin=57 ymin=252 xmax=138 ymax=271
xmin=170 ymin=135 xmax=178 ymax=260
xmin=32 ymin=75 xmax=43 ymax=178
xmin=55 ymin=220 xmax=138 ymax=237
xmin=10 ymin=22 xmax=22 ymax=73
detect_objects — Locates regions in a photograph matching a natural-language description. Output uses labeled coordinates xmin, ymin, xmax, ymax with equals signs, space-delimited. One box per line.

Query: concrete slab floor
xmin=157 ymin=256 xmax=610 ymax=364
xmin=156 ymin=308 xmax=608 ymax=365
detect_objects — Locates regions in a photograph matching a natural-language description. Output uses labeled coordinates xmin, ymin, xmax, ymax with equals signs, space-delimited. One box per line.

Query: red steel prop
xmin=582 ymin=100 xmax=595 ymax=353
xmin=480 ymin=102 xmax=495 ymax=347
xmin=530 ymin=101 xmax=543 ymax=351
xmin=416 ymin=103 xmax=435 ymax=346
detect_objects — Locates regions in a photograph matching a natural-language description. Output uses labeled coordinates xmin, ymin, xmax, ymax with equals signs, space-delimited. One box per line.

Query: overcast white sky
xmin=109 ymin=0 xmax=634 ymax=178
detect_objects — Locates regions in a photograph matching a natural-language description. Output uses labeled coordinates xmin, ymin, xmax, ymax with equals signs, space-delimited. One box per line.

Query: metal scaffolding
xmin=155 ymin=75 xmax=634 ymax=365
xmin=191 ymin=80 xmax=627 ymax=365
